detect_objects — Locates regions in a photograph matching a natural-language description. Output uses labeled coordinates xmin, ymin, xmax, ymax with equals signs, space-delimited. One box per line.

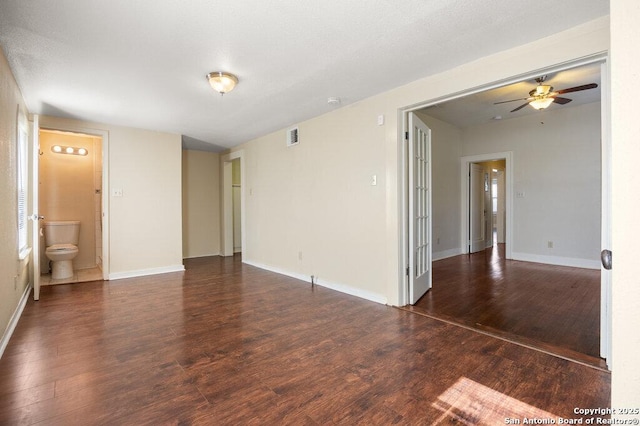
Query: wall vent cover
xmin=287 ymin=127 xmax=299 ymax=147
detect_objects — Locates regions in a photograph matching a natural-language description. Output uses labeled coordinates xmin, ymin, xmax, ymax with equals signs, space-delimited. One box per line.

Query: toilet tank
xmin=43 ymin=221 xmax=80 ymax=246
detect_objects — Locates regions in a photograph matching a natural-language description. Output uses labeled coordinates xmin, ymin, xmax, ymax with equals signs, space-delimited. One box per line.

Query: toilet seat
xmin=45 ymin=244 xmax=78 ymax=254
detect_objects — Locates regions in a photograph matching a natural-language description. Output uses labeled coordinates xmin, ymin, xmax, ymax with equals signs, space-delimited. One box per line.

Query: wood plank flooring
xmin=0 ymin=255 xmax=610 ymax=425
xmin=409 ymin=243 xmax=604 ymax=368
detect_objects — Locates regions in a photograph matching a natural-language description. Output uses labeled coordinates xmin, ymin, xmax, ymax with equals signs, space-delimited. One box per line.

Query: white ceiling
xmin=0 ymin=0 xmax=609 ymax=151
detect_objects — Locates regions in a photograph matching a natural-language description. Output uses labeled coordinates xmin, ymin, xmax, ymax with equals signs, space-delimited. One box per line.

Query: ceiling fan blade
xmin=510 ymin=103 xmax=529 ymax=113
xmin=555 ymin=83 xmax=598 ymax=95
xmin=552 ymin=96 xmax=572 ymax=105
xmin=494 ymin=98 xmax=529 ymax=105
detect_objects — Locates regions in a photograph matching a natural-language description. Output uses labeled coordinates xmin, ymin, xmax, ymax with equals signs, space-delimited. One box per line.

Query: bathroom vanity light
xmin=51 ymin=145 xmax=88 ymax=156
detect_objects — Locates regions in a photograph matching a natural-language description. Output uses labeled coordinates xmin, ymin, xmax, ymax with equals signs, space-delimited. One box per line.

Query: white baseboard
xmin=242 ymin=259 xmax=387 ymax=305
xmin=433 ymin=248 xmax=464 ymax=261
xmin=511 ymin=252 xmax=600 ymax=270
xmin=0 ymin=283 xmax=31 ymax=359
xmin=183 ymin=253 xmax=220 ymax=260
xmin=108 ymin=264 xmax=185 ymax=280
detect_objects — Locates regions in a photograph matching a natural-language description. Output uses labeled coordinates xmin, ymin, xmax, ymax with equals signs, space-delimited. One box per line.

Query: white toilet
xmin=43 ymin=221 xmax=80 ymax=280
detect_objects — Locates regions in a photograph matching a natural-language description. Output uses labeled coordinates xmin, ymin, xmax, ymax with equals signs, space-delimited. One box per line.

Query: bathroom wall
xmin=39 ymin=130 xmax=99 ymax=270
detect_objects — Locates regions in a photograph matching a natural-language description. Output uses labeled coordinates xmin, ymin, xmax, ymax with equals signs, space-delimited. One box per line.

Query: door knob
xmin=601 ymin=249 xmax=612 ymax=270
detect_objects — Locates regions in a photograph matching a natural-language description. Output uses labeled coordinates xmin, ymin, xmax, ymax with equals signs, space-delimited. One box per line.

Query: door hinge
xmin=405 ymin=131 xmax=409 ymax=140
xmin=406 ymin=265 xmax=410 ymax=276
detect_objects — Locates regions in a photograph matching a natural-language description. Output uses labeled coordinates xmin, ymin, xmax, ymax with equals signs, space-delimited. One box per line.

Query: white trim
xmin=108 ymin=264 xmax=185 ymax=280
xmin=18 ymin=246 xmax=32 ymax=261
xmin=599 ymin=59 xmax=612 ymax=365
xmin=0 ymin=282 xmax=31 ymax=359
xmin=511 ymin=252 xmax=600 ymax=270
xmin=460 ymin=152 xmax=514 ymax=259
xmin=183 ymin=253 xmax=221 ymax=259
xmin=432 ymin=248 xmax=464 ymax=261
xmin=243 ymin=259 xmax=388 ymax=305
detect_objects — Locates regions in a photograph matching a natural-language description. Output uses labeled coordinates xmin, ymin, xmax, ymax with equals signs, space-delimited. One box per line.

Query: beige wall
xmin=419 ymin=100 xmax=601 ymax=269
xmin=40 ymin=116 xmax=184 ymax=278
xmin=39 ymin=131 xmax=99 ymax=270
xmin=182 ymin=149 xmax=221 ymax=258
xmin=611 ymin=0 xmax=640 ymax=411
xmin=415 ymin=112 xmax=462 ymax=259
xmin=0 ymin=46 xmax=30 ymax=347
xmin=462 ymin=101 xmax=602 ymax=267
xmin=231 ymin=17 xmax=609 ymax=305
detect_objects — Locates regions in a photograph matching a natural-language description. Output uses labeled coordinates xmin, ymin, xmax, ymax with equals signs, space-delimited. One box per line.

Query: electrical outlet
xmin=298 ymin=251 xmax=303 ymax=261
xmin=371 ymin=175 xmax=377 ymax=186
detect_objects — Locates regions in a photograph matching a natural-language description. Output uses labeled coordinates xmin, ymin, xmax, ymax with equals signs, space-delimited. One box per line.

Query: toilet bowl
xmin=43 ymin=221 xmax=80 ymax=280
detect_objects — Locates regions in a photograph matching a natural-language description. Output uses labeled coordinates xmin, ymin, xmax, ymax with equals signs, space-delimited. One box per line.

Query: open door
xmin=408 ymin=113 xmax=432 ymax=304
xmin=469 ymin=163 xmax=485 ymax=253
xmin=29 ymin=115 xmax=42 ymax=300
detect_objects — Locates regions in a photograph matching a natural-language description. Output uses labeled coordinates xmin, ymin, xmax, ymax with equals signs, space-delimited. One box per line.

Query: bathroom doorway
xmin=38 ymin=129 xmax=104 ymax=285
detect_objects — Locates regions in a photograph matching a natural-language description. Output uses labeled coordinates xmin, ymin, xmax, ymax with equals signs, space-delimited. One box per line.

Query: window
xmin=17 ymin=112 xmax=28 ymax=258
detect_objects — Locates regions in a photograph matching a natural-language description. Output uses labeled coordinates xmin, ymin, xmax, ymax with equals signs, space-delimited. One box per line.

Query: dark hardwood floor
xmin=408 ymin=242 xmax=604 ymax=368
xmin=0 ymin=255 xmax=610 ymax=425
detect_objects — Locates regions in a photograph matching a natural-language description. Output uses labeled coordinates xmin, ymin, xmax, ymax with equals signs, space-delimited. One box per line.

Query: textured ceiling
xmin=0 ymin=0 xmax=609 ymax=151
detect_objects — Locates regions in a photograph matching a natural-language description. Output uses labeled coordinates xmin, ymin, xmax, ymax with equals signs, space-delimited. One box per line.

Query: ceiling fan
xmin=494 ymin=76 xmax=598 ymax=112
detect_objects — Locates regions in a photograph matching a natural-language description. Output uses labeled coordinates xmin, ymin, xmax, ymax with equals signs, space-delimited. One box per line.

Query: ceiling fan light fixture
xmin=206 ymin=71 xmax=238 ymax=95
xmin=529 ymin=97 xmax=554 ymax=110
xmin=533 ymin=85 xmax=553 ymax=96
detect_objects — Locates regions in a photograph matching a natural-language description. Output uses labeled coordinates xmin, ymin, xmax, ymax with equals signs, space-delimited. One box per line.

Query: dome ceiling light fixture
xmin=206 ymin=71 xmax=238 ymax=95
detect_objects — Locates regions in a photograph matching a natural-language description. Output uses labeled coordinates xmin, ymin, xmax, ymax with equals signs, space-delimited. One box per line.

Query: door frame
xmin=221 ymin=150 xmax=245 ymax=257
xmin=461 ymin=152 xmax=513 ymax=258
xmin=36 ymin=123 xmax=110 ymax=281
xmin=397 ymin=54 xmax=611 ymax=365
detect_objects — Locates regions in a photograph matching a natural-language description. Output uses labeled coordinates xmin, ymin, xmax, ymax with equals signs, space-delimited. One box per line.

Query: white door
xmin=469 ymin=163 xmax=485 ymax=253
xmin=408 ymin=113 xmax=432 ymax=304
xmin=496 ymin=170 xmax=506 ymax=243
xmin=484 ymin=170 xmax=493 ymax=249
xmin=30 ymin=115 xmax=42 ymax=300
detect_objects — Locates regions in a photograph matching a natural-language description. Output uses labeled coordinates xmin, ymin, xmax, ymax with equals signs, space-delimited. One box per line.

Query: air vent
xmin=287 ymin=126 xmax=299 ymax=147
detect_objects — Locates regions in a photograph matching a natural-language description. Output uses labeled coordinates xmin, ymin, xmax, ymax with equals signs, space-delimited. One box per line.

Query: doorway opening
xmin=399 ymin=57 xmax=610 ymax=368
xmin=38 ymin=129 xmax=106 ymax=285
xmin=463 ymin=155 xmax=511 ymax=258
xmin=221 ymin=151 xmax=245 ymax=258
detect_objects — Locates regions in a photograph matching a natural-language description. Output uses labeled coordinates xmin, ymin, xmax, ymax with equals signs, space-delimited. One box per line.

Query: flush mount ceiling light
xmin=206 ymin=71 xmax=238 ymax=95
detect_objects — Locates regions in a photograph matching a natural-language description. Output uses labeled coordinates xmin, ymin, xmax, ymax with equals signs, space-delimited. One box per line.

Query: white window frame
xmin=17 ymin=109 xmax=29 ymax=260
